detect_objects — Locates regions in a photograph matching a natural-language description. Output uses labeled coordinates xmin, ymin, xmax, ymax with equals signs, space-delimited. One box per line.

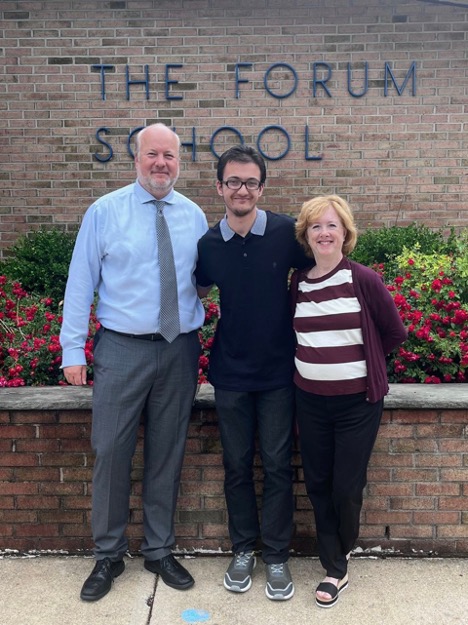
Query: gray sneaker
xmin=224 ymin=551 xmax=256 ymax=593
xmin=265 ymin=562 xmax=295 ymax=601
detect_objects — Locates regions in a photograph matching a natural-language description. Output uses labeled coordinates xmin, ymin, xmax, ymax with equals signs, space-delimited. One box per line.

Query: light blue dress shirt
xmin=60 ymin=180 xmax=208 ymax=368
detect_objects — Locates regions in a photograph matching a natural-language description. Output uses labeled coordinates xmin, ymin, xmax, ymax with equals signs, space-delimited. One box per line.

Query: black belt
xmin=103 ymin=327 xmax=165 ymax=341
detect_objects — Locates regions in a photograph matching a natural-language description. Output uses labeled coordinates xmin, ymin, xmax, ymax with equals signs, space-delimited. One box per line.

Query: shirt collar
xmin=220 ymin=209 xmax=267 ymax=241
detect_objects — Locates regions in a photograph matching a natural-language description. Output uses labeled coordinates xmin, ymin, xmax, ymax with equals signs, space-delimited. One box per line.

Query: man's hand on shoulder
xmin=63 ymin=365 xmax=88 ymax=386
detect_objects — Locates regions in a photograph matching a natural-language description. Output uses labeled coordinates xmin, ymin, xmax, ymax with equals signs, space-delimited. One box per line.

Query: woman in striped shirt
xmin=290 ymin=195 xmax=407 ymax=608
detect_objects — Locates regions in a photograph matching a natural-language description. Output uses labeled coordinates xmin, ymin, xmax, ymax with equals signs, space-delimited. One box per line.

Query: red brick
xmin=0 ymin=497 xmax=15 ymax=510
xmin=414 ymin=511 xmax=460 ymax=524
xmin=202 ymin=524 xmax=229 ymax=538
xmin=14 ymin=524 xmax=60 ymax=537
xmin=0 ymin=524 xmax=14 ymax=537
xmin=40 ymin=453 xmax=87 ymax=467
xmin=367 ymin=468 xmax=391 ymax=481
xmin=375 ymin=424 xmax=414 ymax=438
xmin=54 ymin=522 xmax=91 ymax=537
xmin=389 ymin=525 xmax=435 ymax=539
xmin=369 ymin=453 xmax=414 ymax=467
xmin=362 ymin=496 xmax=389 ymax=511
xmin=39 ymin=482 xmax=84 ymax=496
xmin=440 ymin=410 xmax=468 ymax=423
xmin=358 ymin=525 xmax=387 ymax=538
xmin=439 ymin=440 xmax=468 ymax=453
xmin=440 ymin=469 xmax=468 ymax=482
xmin=10 ymin=411 xmax=57 ymax=424
xmin=390 ymin=497 xmax=436 ymax=510
xmin=63 ymin=496 xmax=92 ymax=510
xmin=13 ymin=468 xmax=61 ymax=481
xmin=60 ymin=468 xmax=93 ymax=481
xmin=368 ymin=483 xmax=414 ymax=497
xmin=365 ymin=511 xmax=413 ymax=524
xmin=203 ymin=497 xmax=228 ymax=512
xmin=178 ymin=496 xmax=203 ymax=510
xmin=416 ymin=483 xmax=460 ymax=496
xmin=393 ymin=469 xmax=439 ymax=482
xmin=415 ymin=454 xmax=462 ymax=468
xmin=15 ymin=439 xmax=61 ymax=452
xmin=0 ymin=453 xmax=38 ymax=467
xmin=416 ymin=424 xmax=465 ymax=438
xmin=38 ymin=510 xmax=85 ymax=524
xmin=0 ymin=510 xmax=38 ymax=523
xmin=59 ymin=411 xmax=92 ymax=424
xmin=60 ymin=439 xmax=92 ymax=452
xmin=390 ymin=410 xmax=440 ymax=423
xmin=16 ymin=496 xmax=60 ymax=510
xmin=0 ymin=425 xmax=37 ymax=439
xmin=437 ymin=526 xmax=468 ymax=538
xmin=200 ymin=467 xmax=225 ymax=481
xmin=181 ymin=467 xmax=203 ymax=481
xmin=0 ymin=482 xmax=38 ymax=495
xmin=438 ymin=497 xmax=468 ymax=511
xmin=390 ymin=439 xmax=438 ymax=453
xmin=39 ymin=425 xmax=86 ymax=439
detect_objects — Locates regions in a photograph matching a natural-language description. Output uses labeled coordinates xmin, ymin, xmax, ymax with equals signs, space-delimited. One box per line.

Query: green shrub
xmin=350 ymin=223 xmax=452 ymax=279
xmin=0 ymin=228 xmax=77 ymax=309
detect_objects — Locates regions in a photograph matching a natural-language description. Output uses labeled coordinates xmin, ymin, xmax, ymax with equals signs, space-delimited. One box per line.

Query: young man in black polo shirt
xmin=196 ymin=145 xmax=309 ymax=601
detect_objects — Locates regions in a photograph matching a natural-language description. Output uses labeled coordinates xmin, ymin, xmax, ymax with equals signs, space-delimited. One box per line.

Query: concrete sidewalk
xmin=0 ymin=554 xmax=466 ymax=625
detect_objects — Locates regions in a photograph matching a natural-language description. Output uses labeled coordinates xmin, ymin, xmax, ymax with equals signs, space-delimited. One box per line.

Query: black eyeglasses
xmin=222 ymin=178 xmax=262 ymax=191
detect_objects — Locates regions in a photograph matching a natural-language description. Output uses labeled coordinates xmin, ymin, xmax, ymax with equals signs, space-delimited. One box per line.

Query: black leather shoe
xmin=144 ymin=554 xmax=194 ymax=590
xmin=80 ymin=558 xmax=125 ymax=602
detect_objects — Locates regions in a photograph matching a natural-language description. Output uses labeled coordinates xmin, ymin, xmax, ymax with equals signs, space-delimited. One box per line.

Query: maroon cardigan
xmin=290 ymin=259 xmax=408 ymax=403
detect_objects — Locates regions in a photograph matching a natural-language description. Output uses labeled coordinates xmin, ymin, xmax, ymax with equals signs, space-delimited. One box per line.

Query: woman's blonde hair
xmin=295 ymin=194 xmax=358 ymax=258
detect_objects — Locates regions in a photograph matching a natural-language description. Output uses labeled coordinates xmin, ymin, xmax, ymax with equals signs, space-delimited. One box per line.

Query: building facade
xmin=0 ymin=0 xmax=467 ymax=253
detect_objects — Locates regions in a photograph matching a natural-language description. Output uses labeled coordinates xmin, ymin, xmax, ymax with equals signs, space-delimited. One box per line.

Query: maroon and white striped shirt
xmin=293 ymin=257 xmax=368 ymax=396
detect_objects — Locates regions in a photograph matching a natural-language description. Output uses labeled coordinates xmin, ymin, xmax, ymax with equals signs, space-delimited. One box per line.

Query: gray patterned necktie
xmin=154 ymin=200 xmax=180 ymax=342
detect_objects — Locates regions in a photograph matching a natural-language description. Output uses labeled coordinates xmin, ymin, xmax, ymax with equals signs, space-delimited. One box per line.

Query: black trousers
xmin=295 ymin=388 xmax=383 ymax=579
xmin=215 ymin=386 xmax=295 ymax=564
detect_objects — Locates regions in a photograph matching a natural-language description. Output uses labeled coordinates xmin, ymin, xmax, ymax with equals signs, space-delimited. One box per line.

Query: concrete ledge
xmin=0 ymin=383 xmax=468 ymax=411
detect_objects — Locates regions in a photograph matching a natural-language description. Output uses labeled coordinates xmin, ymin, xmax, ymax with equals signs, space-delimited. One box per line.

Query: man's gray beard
xmin=146 ymin=173 xmax=179 ymax=195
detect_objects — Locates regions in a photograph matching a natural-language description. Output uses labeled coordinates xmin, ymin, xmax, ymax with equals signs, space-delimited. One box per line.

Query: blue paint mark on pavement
xmin=181 ymin=608 xmax=211 ymax=622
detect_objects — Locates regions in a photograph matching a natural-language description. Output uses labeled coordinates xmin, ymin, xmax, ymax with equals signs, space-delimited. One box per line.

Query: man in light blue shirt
xmin=60 ymin=123 xmax=208 ymax=601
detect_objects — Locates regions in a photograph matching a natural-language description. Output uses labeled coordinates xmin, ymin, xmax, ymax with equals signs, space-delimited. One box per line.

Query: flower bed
xmin=2 ymin=248 xmax=468 ymax=388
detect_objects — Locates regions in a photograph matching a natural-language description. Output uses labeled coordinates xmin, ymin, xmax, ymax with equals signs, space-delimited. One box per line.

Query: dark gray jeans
xmin=215 ymin=386 xmax=295 ymax=564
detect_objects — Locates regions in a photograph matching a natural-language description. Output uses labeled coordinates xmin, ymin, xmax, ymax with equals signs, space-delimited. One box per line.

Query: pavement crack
xmin=145 ymin=576 xmax=158 ymax=625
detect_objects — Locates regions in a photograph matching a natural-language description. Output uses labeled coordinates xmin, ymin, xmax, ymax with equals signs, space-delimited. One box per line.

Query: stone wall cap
xmin=0 ymin=384 xmax=467 ymax=411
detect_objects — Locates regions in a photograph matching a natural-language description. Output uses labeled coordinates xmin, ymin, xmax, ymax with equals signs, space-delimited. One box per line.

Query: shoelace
xmin=234 ymin=553 xmax=254 ymax=568
xmin=269 ymin=563 xmax=284 ymax=576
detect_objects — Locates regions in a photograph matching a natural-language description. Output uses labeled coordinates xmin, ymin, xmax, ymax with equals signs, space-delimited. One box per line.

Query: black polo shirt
xmin=196 ymin=210 xmax=309 ymax=392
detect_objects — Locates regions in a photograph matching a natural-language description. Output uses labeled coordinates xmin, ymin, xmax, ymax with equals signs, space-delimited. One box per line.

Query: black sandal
xmin=315 ymin=573 xmax=349 ymax=608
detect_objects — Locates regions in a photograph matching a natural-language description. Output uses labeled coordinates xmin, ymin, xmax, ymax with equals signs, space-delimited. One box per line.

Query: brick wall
xmin=1 ymin=389 xmax=467 ymax=556
xmin=1 ymin=0 xmax=467 ymax=254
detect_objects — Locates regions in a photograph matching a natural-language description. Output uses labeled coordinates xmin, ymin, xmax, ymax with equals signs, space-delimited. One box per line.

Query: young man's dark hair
xmin=216 ymin=145 xmax=267 ymax=185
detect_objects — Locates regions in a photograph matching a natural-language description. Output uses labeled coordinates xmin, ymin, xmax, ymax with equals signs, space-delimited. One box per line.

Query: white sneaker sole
xmin=265 ymin=583 xmax=295 ymax=601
